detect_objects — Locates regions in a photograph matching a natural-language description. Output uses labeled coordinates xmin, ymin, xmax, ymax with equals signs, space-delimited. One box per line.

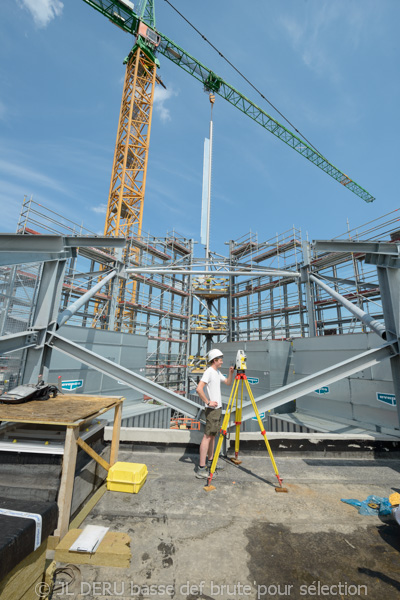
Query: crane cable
xmin=162 ymin=0 xmax=327 ymax=160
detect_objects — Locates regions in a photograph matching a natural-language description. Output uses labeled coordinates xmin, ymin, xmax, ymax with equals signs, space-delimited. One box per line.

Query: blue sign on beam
xmin=252 ymin=412 xmax=265 ymax=420
xmin=376 ymin=392 xmax=396 ymax=407
xmin=61 ymin=380 xmax=83 ymax=392
xmin=247 ymin=377 xmax=259 ymax=385
xmin=315 ymin=386 xmax=330 ymax=395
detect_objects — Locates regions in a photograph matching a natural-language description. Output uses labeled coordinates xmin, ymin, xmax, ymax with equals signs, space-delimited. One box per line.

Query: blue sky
xmin=1 ymin=0 xmax=399 ymax=255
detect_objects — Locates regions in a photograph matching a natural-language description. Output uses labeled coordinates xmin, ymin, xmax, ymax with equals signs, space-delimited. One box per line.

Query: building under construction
xmin=1 ymin=196 xmax=399 ymax=436
xmin=1 ymin=2 xmax=400 ymax=598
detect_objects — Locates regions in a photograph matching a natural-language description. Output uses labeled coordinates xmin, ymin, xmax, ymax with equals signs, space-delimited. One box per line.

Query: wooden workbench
xmin=0 ymin=394 xmax=124 ymax=539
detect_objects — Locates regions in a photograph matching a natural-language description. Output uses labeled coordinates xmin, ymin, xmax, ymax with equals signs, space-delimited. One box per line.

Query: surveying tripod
xmin=206 ymin=353 xmax=287 ymax=492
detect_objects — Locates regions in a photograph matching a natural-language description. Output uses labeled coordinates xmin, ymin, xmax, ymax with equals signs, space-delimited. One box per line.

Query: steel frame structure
xmin=2 ymin=203 xmax=400 ymax=431
xmin=1 ymin=233 xmax=399 ymax=429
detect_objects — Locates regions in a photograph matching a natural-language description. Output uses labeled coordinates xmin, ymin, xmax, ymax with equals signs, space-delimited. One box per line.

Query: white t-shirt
xmin=200 ymin=366 xmax=226 ymax=409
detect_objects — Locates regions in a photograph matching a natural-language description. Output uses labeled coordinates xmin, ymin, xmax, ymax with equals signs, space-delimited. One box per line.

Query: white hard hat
xmin=208 ymin=348 xmax=223 ymax=363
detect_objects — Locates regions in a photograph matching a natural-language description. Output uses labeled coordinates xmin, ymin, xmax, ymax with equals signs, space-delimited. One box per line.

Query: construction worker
xmin=195 ymin=349 xmax=234 ymax=478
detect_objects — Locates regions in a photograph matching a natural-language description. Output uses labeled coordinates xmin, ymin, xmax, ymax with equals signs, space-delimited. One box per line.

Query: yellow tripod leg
xmin=205 ymin=377 xmax=239 ymax=490
xmin=244 ymin=378 xmax=287 ymax=492
xmin=232 ymin=378 xmax=243 ymax=465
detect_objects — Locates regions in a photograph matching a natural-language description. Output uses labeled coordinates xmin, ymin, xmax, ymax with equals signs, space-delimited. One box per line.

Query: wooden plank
xmin=76 ymin=437 xmax=110 ymax=471
xmin=55 ymin=426 xmax=79 ymax=539
xmin=110 ymin=402 xmax=122 ymax=466
xmin=55 ymin=529 xmax=131 ymax=568
xmin=0 ymin=394 xmax=124 ymax=426
xmin=20 ymin=573 xmax=44 ymax=600
xmin=0 ymin=540 xmax=47 ymax=600
xmin=69 ymin=483 xmax=107 ymax=530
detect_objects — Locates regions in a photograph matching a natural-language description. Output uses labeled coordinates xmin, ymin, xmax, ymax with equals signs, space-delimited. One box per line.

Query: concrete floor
xmin=57 ymin=449 xmax=400 ymax=600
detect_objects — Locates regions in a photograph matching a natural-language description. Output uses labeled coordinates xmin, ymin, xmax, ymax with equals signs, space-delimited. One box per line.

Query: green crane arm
xmin=81 ymin=0 xmax=375 ymax=203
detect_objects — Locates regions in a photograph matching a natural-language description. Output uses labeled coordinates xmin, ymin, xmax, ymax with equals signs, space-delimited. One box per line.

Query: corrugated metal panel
xmin=293 ymin=332 xmax=397 ymax=433
xmin=47 ymin=324 xmax=147 ymax=405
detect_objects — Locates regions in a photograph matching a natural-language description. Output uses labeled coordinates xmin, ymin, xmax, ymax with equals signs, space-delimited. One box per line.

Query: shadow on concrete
xmin=304 ymin=458 xmax=400 ymax=475
xmin=358 ymin=567 xmax=400 ymax=593
xmin=376 ymin=521 xmax=400 ymax=552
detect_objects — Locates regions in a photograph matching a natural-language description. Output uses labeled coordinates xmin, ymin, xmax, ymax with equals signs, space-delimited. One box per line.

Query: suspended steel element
xmin=81 ymin=0 xmax=375 ymax=203
xmin=156 ymin=35 xmax=374 ymax=203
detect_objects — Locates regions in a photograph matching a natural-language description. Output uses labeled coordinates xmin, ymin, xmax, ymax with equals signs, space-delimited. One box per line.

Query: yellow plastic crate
xmin=107 ymin=462 xmax=148 ymax=494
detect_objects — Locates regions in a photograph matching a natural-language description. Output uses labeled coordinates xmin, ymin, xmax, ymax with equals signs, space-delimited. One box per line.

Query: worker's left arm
xmin=223 ymin=366 xmax=235 ymax=386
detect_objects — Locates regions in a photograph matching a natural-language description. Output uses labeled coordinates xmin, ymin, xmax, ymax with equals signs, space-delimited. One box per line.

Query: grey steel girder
xmin=241 ymin=344 xmax=394 ymax=423
xmin=309 ymin=274 xmax=387 ymax=339
xmin=313 ymin=240 xmax=400 ymax=256
xmin=49 ymin=332 xmax=202 ymax=419
xmin=0 ymin=234 xmax=126 ymax=252
xmin=57 ymin=270 xmax=117 ymax=329
xmin=377 ymin=265 xmax=400 ymax=425
xmin=0 ymin=251 xmax=73 ymax=267
xmin=0 ymin=234 xmax=126 ymax=267
xmin=126 ymin=268 xmax=300 ymax=277
xmin=365 ymin=253 xmax=400 ymax=269
xmin=0 ymin=330 xmax=38 ymax=354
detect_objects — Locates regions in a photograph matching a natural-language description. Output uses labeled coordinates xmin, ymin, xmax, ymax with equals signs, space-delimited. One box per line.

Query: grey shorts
xmin=204 ymin=407 xmax=222 ymax=436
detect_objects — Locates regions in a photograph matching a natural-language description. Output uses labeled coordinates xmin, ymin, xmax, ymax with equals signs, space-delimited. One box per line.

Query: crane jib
xmin=81 ymin=0 xmax=375 ymax=203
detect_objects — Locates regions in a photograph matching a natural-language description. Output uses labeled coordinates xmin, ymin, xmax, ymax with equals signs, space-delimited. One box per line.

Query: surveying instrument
xmin=205 ymin=350 xmax=288 ymax=493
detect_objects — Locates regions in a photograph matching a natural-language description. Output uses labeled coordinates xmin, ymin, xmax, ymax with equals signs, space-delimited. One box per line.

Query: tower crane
xmin=81 ymin=0 xmax=374 ymax=329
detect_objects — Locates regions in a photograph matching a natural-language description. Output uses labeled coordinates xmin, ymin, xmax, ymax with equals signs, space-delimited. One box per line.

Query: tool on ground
xmin=204 ymin=350 xmax=288 ymax=493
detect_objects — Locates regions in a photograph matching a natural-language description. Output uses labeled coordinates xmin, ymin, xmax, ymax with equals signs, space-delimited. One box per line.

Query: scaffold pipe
xmin=57 ymin=270 xmax=116 ymax=329
xmin=309 ymin=274 xmax=386 ymax=339
xmin=125 ymin=268 xmax=300 ymax=277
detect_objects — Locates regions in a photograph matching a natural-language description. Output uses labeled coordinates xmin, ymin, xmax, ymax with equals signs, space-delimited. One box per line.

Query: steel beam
xmin=0 ymin=251 xmax=73 ymax=267
xmin=57 ymin=270 xmax=117 ymax=328
xmin=313 ymin=240 xmax=400 ymax=256
xmin=126 ymin=268 xmax=300 ymax=278
xmin=301 ymin=241 xmax=316 ymax=337
xmin=309 ymin=274 xmax=386 ymax=339
xmin=0 ymin=234 xmax=126 ymax=252
xmin=0 ymin=331 xmax=38 ymax=354
xmin=241 ymin=344 xmax=394 ymax=422
xmin=365 ymin=253 xmax=400 ymax=269
xmin=377 ymin=265 xmax=400 ymax=424
xmin=23 ymin=259 xmax=67 ymax=383
xmin=49 ymin=333 xmax=201 ymax=419
xmin=0 ymin=235 xmax=126 ymax=267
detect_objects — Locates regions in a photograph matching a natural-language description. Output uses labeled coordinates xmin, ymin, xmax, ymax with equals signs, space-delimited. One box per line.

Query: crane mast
xmin=105 ymin=45 xmax=156 ymax=241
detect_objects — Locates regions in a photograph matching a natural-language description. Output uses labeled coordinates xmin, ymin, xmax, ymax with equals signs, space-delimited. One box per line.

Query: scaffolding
xmin=2 ymin=196 xmax=399 ymax=409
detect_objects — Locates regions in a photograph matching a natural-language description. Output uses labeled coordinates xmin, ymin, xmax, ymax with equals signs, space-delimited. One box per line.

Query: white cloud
xmin=153 ymin=86 xmax=178 ymax=123
xmin=91 ymin=203 xmax=108 ymax=214
xmin=0 ymin=158 xmax=67 ymax=194
xmin=279 ymin=3 xmax=376 ymax=84
xmin=17 ymin=0 xmax=64 ymax=28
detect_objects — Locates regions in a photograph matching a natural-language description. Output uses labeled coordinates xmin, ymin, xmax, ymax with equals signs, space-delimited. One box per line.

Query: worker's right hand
xmin=209 ymin=401 xmax=218 ymax=408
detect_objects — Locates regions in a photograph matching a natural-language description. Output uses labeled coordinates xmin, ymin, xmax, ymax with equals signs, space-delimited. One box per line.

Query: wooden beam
xmin=55 ymin=529 xmax=131 ymax=568
xmin=55 ymin=426 xmax=79 ymax=539
xmin=76 ymin=437 xmax=110 ymax=471
xmin=110 ymin=402 xmax=122 ymax=466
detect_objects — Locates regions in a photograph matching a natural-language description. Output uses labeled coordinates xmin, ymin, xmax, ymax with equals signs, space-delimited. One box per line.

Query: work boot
xmin=195 ymin=465 xmax=217 ymax=479
xmin=207 ymin=458 xmax=224 ymax=471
